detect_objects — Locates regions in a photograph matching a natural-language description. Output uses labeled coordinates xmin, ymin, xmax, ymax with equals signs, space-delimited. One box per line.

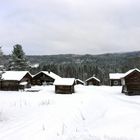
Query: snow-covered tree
xmin=0 ymin=47 xmax=5 ymax=70
xmin=0 ymin=47 xmax=4 ymax=80
xmin=0 ymin=47 xmax=3 ymax=57
xmin=8 ymin=44 xmax=30 ymax=71
xmin=0 ymin=47 xmax=3 ymax=65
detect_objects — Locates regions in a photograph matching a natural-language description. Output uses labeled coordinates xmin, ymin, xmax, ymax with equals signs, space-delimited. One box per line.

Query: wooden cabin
xmin=85 ymin=76 xmax=100 ymax=86
xmin=0 ymin=71 xmax=32 ymax=91
xmin=32 ymin=71 xmax=61 ymax=85
xmin=75 ymin=79 xmax=84 ymax=85
xmin=109 ymin=73 xmax=124 ymax=86
xmin=54 ymin=78 xmax=75 ymax=94
xmin=121 ymin=68 xmax=140 ymax=95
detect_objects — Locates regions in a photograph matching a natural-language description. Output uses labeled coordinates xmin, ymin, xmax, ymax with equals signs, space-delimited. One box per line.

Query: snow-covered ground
xmin=0 ymin=85 xmax=140 ymax=140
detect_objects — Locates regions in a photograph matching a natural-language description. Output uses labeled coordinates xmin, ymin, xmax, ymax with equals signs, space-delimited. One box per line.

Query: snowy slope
xmin=0 ymin=86 xmax=140 ymax=140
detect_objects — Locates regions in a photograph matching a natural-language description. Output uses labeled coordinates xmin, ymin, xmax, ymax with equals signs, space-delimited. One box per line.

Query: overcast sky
xmin=0 ymin=0 xmax=140 ymax=55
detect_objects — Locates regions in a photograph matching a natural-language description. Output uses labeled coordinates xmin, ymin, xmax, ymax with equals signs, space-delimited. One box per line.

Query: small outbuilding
xmin=32 ymin=71 xmax=61 ymax=85
xmin=75 ymin=79 xmax=85 ymax=85
xmin=121 ymin=68 xmax=140 ymax=95
xmin=0 ymin=71 xmax=32 ymax=91
xmin=54 ymin=78 xmax=75 ymax=94
xmin=85 ymin=76 xmax=100 ymax=86
xmin=109 ymin=73 xmax=124 ymax=86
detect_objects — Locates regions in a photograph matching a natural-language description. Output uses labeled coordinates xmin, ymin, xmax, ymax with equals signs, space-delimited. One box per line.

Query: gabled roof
xmin=75 ymin=79 xmax=84 ymax=84
xmin=33 ymin=71 xmax=61 ymax=80
xmin=85 ymin=76 xmax=100 ymax=82
xmin=122 ymin=68 xmax=140 ymax=78
xmin=109 ymin=73 xmax=124 ymax=80
xmin=1 ymin=71 xmax=31 ymax=81
xmin=54 ymin=78 xmax=75 ymax=86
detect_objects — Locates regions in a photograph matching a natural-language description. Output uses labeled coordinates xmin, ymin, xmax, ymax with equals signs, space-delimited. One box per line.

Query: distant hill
xmin=26 ymin=51 xmax=140 ymax=64
xmin=3 ymin=51 xmax=140 ymax=84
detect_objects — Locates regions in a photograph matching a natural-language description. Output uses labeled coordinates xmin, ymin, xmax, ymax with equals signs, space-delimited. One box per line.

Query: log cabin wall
xmin=110 ymin=79 xmax=122 ymax=86
xmin=0 ymin=80 xmax=19 ymax=91
xmin=86 ymin=79 xmax=100 ymax=86
xmin=55 ymin=85 xmax=74 ymax=94
xmin=0 ymin=73 xmax=32 ymax=91
xmin=32 ymin=72 xmax=54 ymax=85
xmin=123 ymin=71 xmax=140 ymax=95
xmin=20 ymin=73 xmax=32 ymax=88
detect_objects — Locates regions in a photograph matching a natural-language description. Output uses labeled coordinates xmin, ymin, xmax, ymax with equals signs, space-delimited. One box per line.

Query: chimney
xmin=48 ymin=69 xmax=50 ymax=74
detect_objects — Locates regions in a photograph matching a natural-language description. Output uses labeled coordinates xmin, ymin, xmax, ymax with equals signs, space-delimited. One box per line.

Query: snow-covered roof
xmin=122 ymin=68 xmax=140 ymax=78
xmin=109 ymin=73 xmax=124 ymax=79
xmin=34 ymin=71 xmax=61 ymax=80
xmin=54 ymin=78 xmax=75 ymax=86
xmin=75 ymin=79 xmax=84 ymax=84
xmin=85 ymin=76 xmax=100 ymax=82
xmin=1 ymin=71 xmax=31 ymax=81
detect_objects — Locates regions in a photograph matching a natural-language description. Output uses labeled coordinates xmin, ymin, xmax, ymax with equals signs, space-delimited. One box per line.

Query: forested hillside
xmin=3 ymin=51 xmax=140 ymax=85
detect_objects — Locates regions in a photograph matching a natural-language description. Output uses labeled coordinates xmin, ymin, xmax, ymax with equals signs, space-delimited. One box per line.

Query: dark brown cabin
xmin=75 ymin=79 xmax=84 ymax=85
xmin=32 ymin=71 xmax=61 ymax=85
xmin=121 ymin=68 xmax=140 ymax=95
xmin=54 ymin=78 xmax=75 ymax=94
xmin=0 ymin=71 xmax=32 ymax=91
xmin=109 ymin=73 xmax=124 ymax=86
xmin=85 ymin=76 xmax=100 ymax=86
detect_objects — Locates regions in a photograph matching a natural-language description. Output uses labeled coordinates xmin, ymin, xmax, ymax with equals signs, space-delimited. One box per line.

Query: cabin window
xmin=113 ymin=80 xmax=119 ymax=86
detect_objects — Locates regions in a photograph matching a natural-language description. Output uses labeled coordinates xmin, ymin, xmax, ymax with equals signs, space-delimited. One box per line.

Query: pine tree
xmin=0 ymin=46 xmax=3 ymax=65
xmin=8 ymin=44 xmax=30 ymax=71
xmin=0 ymin=46 xmax=3 ymax=57
xmin=0 ymin=47 xmax=4 ymax=71
xmin=0 ymin=47 xmax=4 ymax=81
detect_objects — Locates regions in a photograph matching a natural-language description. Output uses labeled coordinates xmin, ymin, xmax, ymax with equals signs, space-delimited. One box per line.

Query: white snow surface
xmin=33 ymin=71 xmax=61 ymax=80
xmin=54 ymin=78 xmax=75 ymax=85
xmin=19 ymin=82 xmax=28 ymax=85
xmin=86 ymin=76 xmax=100 ymax=82
xmin=1 ymin=71 xmax=31 ymax=81
xmin=109 ymin=73 xmax=124 ymax=79
xmin=122 ymin=68 xmax=140 ymax=78
xmin=0 ymin=85 xmax=140 ymax=140
xmin=109 ymin=68 xmax=140 ymax=80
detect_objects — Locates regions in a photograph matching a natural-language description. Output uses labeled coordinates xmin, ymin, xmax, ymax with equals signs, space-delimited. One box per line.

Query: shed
xmin=0 ymin=71 xmax=32 ymax=91
xmin=75 ymin=79 xmax=85 ymax=85
xmin=85 ymin=76 xmax=100 ymax=86
xmin=54 ymin=78 xmax=75 ymax=94
xmin=32 ymin=71 xmax=61 ymax=85
xmin=109 ymin=73 xmax=124 ymax=86
xmin=121 ymin=68 xmax=140 ymax=95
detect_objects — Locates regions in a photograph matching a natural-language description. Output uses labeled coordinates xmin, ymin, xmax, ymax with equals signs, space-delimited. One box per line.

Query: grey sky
xmin=0 ymin=0 xmax=140 ymax=55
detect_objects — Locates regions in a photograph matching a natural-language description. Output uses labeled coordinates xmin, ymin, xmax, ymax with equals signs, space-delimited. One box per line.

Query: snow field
xmin=0 ymin=85 xmax=140 ymax=140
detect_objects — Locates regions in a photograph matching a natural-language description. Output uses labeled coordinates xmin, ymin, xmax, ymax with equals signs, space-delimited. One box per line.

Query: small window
xmin=113 ymin=80 xmax=119 ymax=86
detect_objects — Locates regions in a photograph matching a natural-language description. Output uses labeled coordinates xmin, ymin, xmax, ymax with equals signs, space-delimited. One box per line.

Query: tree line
xmin=0 ymin=45 xmax=140 ymax=85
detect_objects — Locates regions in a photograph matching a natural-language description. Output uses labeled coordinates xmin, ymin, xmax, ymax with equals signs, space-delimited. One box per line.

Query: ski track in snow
xmin=0 ymin=85 xmax=140 ymax=140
